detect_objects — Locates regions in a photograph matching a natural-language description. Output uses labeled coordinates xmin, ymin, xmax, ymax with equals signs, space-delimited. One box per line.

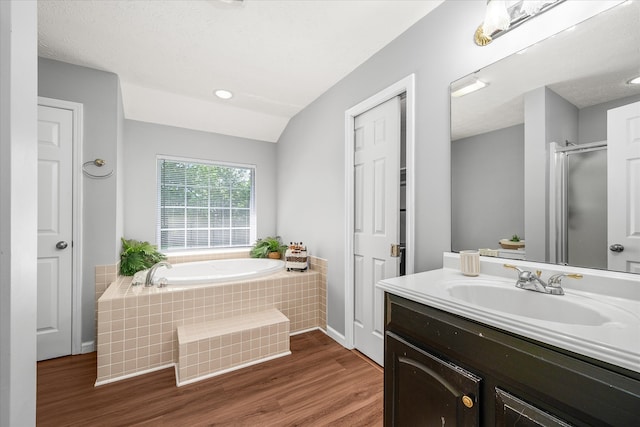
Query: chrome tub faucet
xmin=145 ymin=261 xmax=172 ymax=287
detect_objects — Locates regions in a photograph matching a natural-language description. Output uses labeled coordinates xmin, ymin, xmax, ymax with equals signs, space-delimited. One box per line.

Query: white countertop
xmin=378 ymin=263 xmax=640 ymax=374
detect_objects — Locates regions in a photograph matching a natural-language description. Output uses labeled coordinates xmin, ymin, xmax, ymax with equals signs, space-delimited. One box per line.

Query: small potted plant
xmin=499 ymin=234 xmax=525 ymax=250
xmin=250 ymin=236 xmax=288 ymax=259
xmin=119 ymin=238 xmax=166 ymax=276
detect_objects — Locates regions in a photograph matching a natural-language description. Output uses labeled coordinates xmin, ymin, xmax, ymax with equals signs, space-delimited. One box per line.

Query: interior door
xmin=37 ymin=104 xmax=74 ymax=360
xmin=353 ymin=96 xmax=400 ymax=365
xmin=607 ymin=101 xmax=640 ymax=273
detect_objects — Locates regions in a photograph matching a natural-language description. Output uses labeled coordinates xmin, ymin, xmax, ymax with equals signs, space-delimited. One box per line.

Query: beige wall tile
xmin=96 ymin=256 xmax=327 ymax=383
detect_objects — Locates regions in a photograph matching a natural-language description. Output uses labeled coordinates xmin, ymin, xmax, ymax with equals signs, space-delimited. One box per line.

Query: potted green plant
xmin=250 ymin=236 xmax=288 ymax=259
xmin=119 ymin=238 xmax=166 ymax=276
xmin=499 ymin=234 xmax=525 ymax=250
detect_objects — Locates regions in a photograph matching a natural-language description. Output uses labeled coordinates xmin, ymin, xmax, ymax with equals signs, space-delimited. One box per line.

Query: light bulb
xmin=482 ymin=0 xmax=511 ymax=36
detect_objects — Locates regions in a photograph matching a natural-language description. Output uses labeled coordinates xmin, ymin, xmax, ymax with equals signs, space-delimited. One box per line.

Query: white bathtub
xmin=158 ymin=258 xmax=285 ymax=285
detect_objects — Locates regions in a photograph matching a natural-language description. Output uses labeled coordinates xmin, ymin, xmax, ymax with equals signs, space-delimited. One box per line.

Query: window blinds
xmin=157 ymin=158 xmax=255 ymax=250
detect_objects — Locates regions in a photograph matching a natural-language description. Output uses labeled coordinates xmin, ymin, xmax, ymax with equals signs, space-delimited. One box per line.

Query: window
xmin=157 ymin=157 xmax=255 ymax=251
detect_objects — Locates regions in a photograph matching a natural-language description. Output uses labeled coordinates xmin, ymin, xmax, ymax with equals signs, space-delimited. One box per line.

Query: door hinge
xmin=390 ymin=244 xmax=401 ymax=258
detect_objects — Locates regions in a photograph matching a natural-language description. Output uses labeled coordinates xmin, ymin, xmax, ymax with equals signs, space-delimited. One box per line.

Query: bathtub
xmin=156 ymin=258 xmax=285 ymax=285
xmin=96 ymin=257 xmax=324 ymax=385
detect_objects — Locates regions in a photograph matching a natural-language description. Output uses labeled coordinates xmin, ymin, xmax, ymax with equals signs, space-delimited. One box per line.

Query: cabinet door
xmin=495 ymin=389 xmax=572 ymax=427
xmin=385 ymin=332 xmax=480 ymax=426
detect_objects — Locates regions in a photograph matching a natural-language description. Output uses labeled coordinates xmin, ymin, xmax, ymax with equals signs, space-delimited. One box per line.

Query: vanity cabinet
xmin=386 ymin=332 xmax=480 ymax=425
xmin=384 ymin=293 xmax=640 ymax=426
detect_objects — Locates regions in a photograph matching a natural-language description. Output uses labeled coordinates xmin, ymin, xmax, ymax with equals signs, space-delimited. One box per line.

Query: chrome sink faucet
xmin=504 ymin=264 xmax=582 ymax=295
xmin=145 ymin=261 xmax=172 ymax=287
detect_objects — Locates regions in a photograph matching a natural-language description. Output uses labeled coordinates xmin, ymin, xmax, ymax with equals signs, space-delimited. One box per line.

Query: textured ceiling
xmin=38 ymin=0 xmax=444 ymax=142
xmin=451 ymin=1 xmax=640 ymax=141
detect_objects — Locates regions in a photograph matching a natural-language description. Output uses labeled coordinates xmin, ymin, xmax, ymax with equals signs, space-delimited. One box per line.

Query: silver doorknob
xmin=56 ymin=241 xmax=68 ymax=250
xmin=609 ymin=244 xmax=624 ymax=253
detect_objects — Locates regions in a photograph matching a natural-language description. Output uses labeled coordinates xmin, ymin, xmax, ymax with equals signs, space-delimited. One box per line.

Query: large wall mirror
xmin=451 ymin=1 xmax=640 ymax=274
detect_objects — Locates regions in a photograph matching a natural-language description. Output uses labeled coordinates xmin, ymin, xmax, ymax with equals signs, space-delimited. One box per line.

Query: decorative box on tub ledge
xmin=285 ymin=243 xmax=308 ymax=272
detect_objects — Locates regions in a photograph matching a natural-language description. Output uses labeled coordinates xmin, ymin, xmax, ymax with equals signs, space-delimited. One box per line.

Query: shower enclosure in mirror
xmin=548 ymin=141 xmax=607 ymax=269
xmin=451 ymin=1 xmax=640 ymax=274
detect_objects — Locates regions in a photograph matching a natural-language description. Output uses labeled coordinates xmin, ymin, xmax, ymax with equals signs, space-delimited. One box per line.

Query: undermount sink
xmin=444 ymin=279 xmax=622 ymax=326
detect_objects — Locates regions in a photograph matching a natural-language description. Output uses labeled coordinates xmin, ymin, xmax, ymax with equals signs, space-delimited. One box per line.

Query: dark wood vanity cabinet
xmin=386 ymin=332 xmax=480 ymax=426
xmin=384 ymin=293 xmax=640 ymax=426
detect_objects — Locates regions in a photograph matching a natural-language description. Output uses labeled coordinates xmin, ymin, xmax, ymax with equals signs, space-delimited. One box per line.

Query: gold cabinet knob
xmin=462 ymin=395 xmax=474 ymax=408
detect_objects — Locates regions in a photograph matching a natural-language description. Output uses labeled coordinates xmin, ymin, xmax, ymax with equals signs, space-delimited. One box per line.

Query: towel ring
xmin=82 ymin=159 xmax=113 ymax=179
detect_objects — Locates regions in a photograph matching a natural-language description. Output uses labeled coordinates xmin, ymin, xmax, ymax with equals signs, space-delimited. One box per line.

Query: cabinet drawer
xmin=495 ymin=388 xmax=572 ymax=427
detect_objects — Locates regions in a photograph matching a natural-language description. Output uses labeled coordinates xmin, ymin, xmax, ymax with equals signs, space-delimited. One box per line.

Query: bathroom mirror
xmin=451 ymin=1 xmax=640 ymax=274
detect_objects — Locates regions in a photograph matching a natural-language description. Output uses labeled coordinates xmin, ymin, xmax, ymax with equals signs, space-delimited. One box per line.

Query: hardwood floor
xmin=37 ymin=330 xmax=383 ymax=426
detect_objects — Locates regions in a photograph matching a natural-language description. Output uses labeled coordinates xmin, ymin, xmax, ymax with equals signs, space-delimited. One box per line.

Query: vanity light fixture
xmin=451 ymin=78 xmax=488 ymax=98
xmin=481 ymin=0 xmax=511 ymax=37
xmin=475 ymin=0 xmax=565 ymax=46
xmin=214 ymin=89 xmax=233 ymax=100
xmin=627 ymin=76 xmax=640 ymax=85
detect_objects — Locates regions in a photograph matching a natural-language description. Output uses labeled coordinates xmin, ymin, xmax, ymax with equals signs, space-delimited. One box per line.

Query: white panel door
xmin=37 ymin=105 xmax=73 ymax=360
xmin=353 ymin=96 xmax=400 ymax=365
xmin=608 ymin=101 xmax=640 ymax=273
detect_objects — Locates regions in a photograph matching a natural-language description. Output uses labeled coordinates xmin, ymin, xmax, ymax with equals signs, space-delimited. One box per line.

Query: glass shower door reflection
xmin=564 ymin=146 xmax=607 ymax=270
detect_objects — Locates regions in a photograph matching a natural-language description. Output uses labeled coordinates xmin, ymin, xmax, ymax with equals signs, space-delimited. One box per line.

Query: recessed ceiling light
xmin=627 ymin=76 xmax=640 ymax=85
xmin=214 ymin=89 xmax=233 ymax=100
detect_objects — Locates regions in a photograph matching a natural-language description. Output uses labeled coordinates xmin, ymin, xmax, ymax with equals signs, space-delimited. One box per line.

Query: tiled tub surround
xmin=94 ymin=252 xmax=253 ymax=333
xmin=309 ymin=256 xmax=327 ymax=330
xmin=94 ymin=253 xmax=327 ymax=335
xmin=96 ymin=266 xmax=323 ymax=385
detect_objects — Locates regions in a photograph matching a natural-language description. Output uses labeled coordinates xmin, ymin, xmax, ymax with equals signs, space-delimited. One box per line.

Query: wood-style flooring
xmin=37 ymin=330 xmax=383 ymax=426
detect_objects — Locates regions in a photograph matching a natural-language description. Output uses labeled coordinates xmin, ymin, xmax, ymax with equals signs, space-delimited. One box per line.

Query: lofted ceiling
xmin=38 ymin=0 xmax=444 ymax=142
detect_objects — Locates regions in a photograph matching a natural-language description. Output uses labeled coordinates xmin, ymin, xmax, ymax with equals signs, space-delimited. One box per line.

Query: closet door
xmin=37 ymin=104 xmax=74 ymax=360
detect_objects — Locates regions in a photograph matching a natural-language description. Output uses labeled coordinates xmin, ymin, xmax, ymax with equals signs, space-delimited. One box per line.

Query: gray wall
xmin=546 ymin=88 xmax=579 ymax=146
xmin=276 ymin=1 xmax=614 ymax=337
xmin=123 ymin=120 xmax=277 ymax=245
xmin=38 ymin=57 xmax=124 ymax=344
xmin=451 ymin=124 xmax=524 ymax=252
xmin=579 ymin=94 xmax=640 ymax=143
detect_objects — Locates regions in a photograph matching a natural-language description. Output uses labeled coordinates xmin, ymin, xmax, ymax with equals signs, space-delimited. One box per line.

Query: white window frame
xmin=156 ymin=155 xmax=257 ymax=251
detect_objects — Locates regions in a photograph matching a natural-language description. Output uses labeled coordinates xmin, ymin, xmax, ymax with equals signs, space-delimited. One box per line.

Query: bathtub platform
xmin=95 ymin=266 xmax=323 ymax=386
xmin=176 ymin=308 xmax=290 ymax=386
